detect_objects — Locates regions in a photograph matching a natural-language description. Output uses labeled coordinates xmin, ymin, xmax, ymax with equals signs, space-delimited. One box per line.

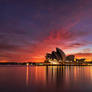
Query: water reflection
xmin=26 ymin=66 xmax=92 ymax=92
xmin=1 ymin=66 xmax=92 ymax=92
xmin=45 ymin=66 xmax=65 ymax=87
xmin=28 ymin=66 xmax=46 ymax=87
xmin=26 ymin=65 xmax=29 ymax=87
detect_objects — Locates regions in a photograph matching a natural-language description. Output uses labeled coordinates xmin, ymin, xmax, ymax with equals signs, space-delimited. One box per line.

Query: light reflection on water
xmin=0 ymin=66 xmax=92 ymax=92
xmin=26 ymin=65 xmax=29 ymax=87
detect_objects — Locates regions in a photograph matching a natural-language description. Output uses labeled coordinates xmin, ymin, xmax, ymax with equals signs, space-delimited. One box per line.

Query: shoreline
xmin=0 ymin=63 xmax=92 ymax=66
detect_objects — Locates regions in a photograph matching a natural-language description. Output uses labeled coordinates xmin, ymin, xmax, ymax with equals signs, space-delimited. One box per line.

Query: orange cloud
xmin=75 ymin=53 xmax=92 ymax=61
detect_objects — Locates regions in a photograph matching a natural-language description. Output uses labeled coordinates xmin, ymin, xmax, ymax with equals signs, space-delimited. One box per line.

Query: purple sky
xmin=0 ymin=0 xmax=92 ymax=62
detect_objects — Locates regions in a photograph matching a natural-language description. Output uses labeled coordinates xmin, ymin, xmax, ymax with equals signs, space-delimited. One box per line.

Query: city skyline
xmin=0 ymin=0 xmax=92 ymax=62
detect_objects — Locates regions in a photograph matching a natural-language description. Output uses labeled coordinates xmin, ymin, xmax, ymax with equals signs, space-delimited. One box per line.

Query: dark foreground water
xmin=0 ymin=66 xmax=92 ymax=92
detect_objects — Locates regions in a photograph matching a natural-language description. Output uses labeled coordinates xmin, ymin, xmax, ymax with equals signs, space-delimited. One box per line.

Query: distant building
xmin=76 ymin=58 xmax=85 ymax=64
xmin=44 ymin=48 xmax=86 ymax=65
xmin=56 ymin=48 xmax=66 ymax=63
xmin=45 ymin=48 xmax=66 ymax=64
xmin=65 ymin=55 xmax=75 ymax=62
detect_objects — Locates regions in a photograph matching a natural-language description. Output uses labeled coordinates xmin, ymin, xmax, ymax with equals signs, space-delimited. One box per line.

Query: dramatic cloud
xmin=0 ymin=0 xmax=92 ymax=62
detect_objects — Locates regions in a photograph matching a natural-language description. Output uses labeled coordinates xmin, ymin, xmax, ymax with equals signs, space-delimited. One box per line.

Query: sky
xmin=0 ymin=0 xmax=92 ymax=62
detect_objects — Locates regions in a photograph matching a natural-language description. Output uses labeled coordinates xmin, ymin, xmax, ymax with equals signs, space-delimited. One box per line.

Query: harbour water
xmin=0 ymin=65 xmax=92 ymax=92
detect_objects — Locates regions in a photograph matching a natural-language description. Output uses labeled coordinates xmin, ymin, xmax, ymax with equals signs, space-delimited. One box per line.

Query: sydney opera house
xmin=45 ymin=48 xmax=75 ymax=64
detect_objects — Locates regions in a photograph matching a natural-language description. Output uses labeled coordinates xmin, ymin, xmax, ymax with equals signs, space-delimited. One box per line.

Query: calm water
xmin=0 ymin=66 xmax=92 ymax=92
